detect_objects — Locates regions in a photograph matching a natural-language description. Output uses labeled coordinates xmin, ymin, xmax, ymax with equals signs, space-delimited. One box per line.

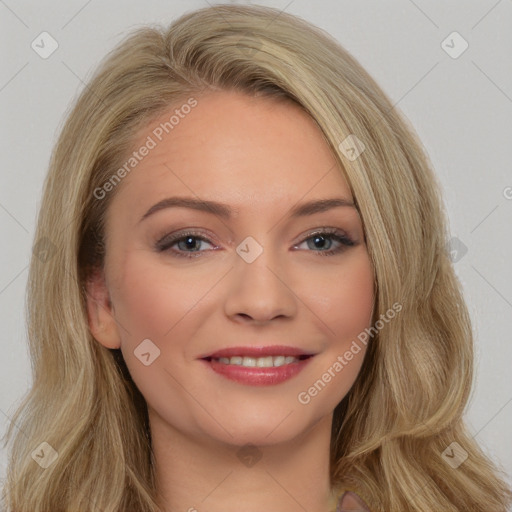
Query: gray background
xmin=1 ymin=0 xmax=511 ymax=499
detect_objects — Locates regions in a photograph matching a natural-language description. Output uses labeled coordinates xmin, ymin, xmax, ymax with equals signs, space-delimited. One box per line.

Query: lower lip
xmin=202 ymin=357 xmax=313 ymax=386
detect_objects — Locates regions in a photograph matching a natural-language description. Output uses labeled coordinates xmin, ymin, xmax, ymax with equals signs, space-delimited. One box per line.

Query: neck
xmin=150 ymin=412 xmax=338 ymax=512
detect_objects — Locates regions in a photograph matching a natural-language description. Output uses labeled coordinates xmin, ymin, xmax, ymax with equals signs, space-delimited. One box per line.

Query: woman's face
xmin=88 ymin=90 xmax=375 ymax=446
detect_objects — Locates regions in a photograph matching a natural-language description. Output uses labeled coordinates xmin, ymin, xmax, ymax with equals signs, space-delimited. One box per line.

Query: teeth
xmin=256 ymin=356 xmax=273 ymax=367
xmin=215 ymin=355 xmax=300 ymax=367
xmin=273 ymin=356 xmax=286 ymax=367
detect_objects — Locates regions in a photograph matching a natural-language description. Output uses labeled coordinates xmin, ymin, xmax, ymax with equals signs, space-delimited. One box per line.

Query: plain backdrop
xmin=1 ymin=0 xmax=511 ymax=501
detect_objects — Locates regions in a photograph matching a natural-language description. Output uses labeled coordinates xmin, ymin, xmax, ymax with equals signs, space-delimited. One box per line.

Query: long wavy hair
xmin=2 ymin=4 xmax=511 ymax=511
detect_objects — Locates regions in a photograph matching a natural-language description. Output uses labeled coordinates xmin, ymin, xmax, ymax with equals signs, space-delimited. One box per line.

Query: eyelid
xmin=155 ymin=226 xmax=356 ymax=259
xmin=295 ymin=226 xmax=351 ymax=242
xmin=155 ymin=228 xmax=219 ymax=251
xmin=292 ymin=227 xmax=355 ymax=252
xmin=156 ymin=226 xmax=352 ymax=246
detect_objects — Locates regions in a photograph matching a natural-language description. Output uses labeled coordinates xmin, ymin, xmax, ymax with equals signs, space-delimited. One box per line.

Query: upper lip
xmin=200 ymin=345 xmax=316 ymax=359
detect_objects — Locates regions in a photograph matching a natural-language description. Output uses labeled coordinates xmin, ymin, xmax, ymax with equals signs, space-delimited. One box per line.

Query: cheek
xmin=109 ymin=250 xmax=215 ymax=341
xmin=304 ymin=250 xmax=375 ymax=342
xmin=296 ymin=251 xmax=374 ymax=405
xmin=111 ymin=247 xmax=375 ymax=368
xmin=108 ymin=251 xmax=208 ymax=425
xmin=107 ymin=249 xmax=221 ymax=397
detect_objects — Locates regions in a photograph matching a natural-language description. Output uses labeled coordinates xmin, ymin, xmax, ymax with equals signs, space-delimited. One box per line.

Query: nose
xmin=223 ymin=241 xmax=298 ymax=325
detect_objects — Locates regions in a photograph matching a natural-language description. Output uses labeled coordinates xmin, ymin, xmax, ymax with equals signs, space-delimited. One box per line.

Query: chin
xmin=196 ymin=402 xmax=326 ymax=448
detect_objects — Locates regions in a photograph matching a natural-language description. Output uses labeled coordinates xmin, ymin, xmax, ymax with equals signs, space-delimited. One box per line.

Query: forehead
xmin=109 ymin=90 xmax=353 ymax=217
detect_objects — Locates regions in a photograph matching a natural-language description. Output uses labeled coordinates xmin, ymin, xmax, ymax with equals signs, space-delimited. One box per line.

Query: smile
xmin=200 ymin=346 xmax=315 ymax=386
xmin=213 ymin=355 xmax=304 ymax=367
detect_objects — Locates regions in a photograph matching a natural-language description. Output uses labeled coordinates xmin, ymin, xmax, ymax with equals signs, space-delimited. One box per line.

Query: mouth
xmin=199 ymin=345 xmax=315 ymax=386
xmin=203 ymin=354 xmax=312 ymax=367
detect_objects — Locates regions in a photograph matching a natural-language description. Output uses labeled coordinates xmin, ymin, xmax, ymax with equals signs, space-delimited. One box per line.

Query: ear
xmin=84 ymin=267 xmax=122 ymax=349
xmin=338 ymin=490 xmax=370 ymax=511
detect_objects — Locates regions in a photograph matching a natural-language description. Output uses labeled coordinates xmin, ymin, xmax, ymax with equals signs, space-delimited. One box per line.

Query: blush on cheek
xmin=109 ymin=252 xmax=209 ymax=341
xmin=307 ymin=258 xmax=374 ymax=344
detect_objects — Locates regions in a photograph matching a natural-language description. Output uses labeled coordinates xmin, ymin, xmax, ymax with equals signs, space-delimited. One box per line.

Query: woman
xmin=2 ymin=4 xmax=511 ymax=511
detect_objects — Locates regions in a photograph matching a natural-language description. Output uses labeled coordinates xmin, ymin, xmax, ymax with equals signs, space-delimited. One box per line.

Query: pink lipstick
xmin=199 ymin=345 xmax=315 ymax=386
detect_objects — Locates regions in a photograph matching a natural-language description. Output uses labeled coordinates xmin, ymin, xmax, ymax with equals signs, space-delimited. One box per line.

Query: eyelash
xmin=155 ymin=227 xmax=355 ymax=259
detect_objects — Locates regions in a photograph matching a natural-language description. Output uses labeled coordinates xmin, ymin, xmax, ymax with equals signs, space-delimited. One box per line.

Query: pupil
xmin=313 ymin=235 xmax=329 ymax=250
xmin=181 ymin=237 xmax=199 ymax=251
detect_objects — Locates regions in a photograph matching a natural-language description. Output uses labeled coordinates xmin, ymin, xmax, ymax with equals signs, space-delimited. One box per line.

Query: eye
xmin=155 ymin=230 xmax=217 ymax=258
xmin=294 ymin=228 xmax=355 ymax=256
xmin=155 ymin=227 xmax=355 ymax=259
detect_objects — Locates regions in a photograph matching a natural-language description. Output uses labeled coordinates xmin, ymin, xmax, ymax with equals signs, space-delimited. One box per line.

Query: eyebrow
xmin=139 ymin=196 xmax=356 ymax=223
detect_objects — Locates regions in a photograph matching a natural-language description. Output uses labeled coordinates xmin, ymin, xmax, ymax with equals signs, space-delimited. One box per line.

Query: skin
xmin=86 ymin=90 xmax=374 ymax=512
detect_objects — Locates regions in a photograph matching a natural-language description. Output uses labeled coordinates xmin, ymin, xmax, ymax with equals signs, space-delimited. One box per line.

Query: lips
xmin=199 ymin=345 xmax=316 ymax=386
xmin=201 ymin=345 xmax=315 ymax=359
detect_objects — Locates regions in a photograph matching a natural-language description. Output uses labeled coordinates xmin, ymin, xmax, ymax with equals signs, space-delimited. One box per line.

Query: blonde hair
xmin=2 ymin=4 xmax=511 ymax=511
